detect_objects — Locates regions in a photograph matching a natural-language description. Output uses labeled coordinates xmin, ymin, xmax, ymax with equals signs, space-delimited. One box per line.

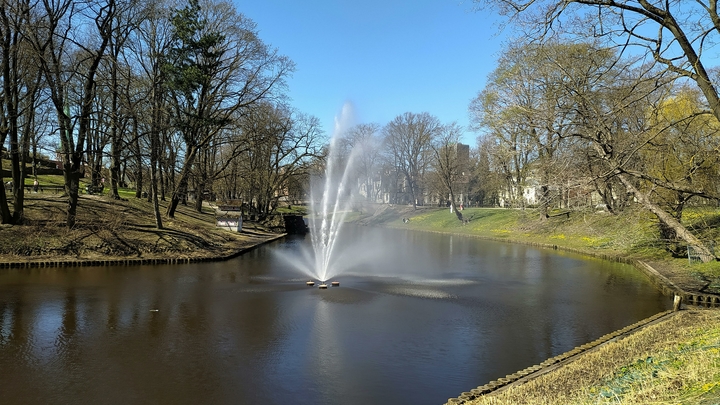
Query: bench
xmin=217 ymin=205 xmax=243 ymax=212
xmin=216 ymin=216 xmax=242 ymax=232
xmin=547 ymin=211 xmax=571 ymax=219
xmin=688 ymin=245 xmax=716 ymax=264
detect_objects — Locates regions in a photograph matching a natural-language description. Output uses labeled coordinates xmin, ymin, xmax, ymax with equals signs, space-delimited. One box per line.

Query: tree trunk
xmin=166 ymin=181 xmax=183 ymax=218
xmin=0 ymin=148 xmax=11 ymax=222
xmin=618 ymin=174 xmax=715 ymax=262
xmin=539 ymin=184 xmax=549 ymax=220
xmin=133 ymin=131 xmax=143 ymax=199
xmin=0 ymin=178 xmax=10 ymax=223
xmin=407 ymin=175 xmax=417 ymax=209
xmin=194 ymin=187 xmax=204 ymax=213
xmin=166 ymin=144 xmax=198 ymax=218
xmin=9 ymin=110 xmax=23 ymax=223
xmin=109 ymin=66 xmax=122 ymax=199
xmin=159 ymin=156 xmax=166 ymax=201
xmin=166 ymin=163 xmax=190 ymax=218
xmin=64 ymin=162 xmax=81 ymax=228
xmin=449 ymin=190 xmax=463 ymax=222
xmin=110 ymin=135 xmax=122 ymax=199
xmin=149 ymin=148 xmax=163 ymax=229
xmin=2 ymin=10 xmax=22 ymax=225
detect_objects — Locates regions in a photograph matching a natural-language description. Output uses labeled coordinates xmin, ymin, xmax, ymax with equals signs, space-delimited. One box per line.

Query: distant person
xmin=33 ymin=179 xmax=38 ymax=192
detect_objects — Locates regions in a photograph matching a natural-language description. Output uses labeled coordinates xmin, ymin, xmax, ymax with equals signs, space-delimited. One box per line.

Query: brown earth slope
xmin=0 ymin=194 xmax=282 ymax=264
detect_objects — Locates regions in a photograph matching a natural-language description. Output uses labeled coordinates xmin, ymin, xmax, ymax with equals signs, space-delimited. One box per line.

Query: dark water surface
xmin=0 ymin=226 xmax=669 ymax=405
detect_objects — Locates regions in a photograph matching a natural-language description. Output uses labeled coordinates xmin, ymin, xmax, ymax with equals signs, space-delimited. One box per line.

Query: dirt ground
xmin=0 ymin=194 xmax=283 ymax=264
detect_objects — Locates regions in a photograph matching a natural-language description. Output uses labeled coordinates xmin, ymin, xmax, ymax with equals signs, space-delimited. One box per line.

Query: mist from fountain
xmin=275 ymin=102 xmax=366 ymax=282
xmin=307 ymin=133 xmax=358 ymax=281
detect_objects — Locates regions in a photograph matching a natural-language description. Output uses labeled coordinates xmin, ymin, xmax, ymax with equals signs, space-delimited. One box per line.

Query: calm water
xmin=0 ymin=226 xmax=669 ymax=405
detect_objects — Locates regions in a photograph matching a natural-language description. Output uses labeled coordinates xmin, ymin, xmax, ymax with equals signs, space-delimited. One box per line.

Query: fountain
xmin=306 ymin=129 xmax=359 ymax=283
xmin=275 ymin=102 xmax=363 ymax=284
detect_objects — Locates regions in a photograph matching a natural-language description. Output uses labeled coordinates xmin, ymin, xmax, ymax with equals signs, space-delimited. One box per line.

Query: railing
xmin=688 ymin=243 xmax=716 ymax=264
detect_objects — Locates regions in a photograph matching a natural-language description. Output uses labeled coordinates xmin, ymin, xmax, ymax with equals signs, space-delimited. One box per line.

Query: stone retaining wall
xmin=634 ymin=260 xmax=720 ymax=308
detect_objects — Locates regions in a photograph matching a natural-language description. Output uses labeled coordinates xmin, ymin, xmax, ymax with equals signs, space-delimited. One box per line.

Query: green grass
xmin=469 ymin=310 xmax=720 ymax=405
xmin=381 ymin=205 xmax=720 ymax=263
xmin=24 ymin=174 xmax=66 ymax=186
xmin=384 ymin=206 xmax=653 ymax=254
xmin=275 ymin=205 xmax=308 ymax=216
xmin=116 ymin=187 xmax=137 ymax=199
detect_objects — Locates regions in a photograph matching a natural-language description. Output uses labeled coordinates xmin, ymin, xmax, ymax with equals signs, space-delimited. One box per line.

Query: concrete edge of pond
xmin=633 ymin=260 xmax=720 ymax=308
xmin=444 ymin=309 xmax=679 ymax=405
xmin=0 ymin=233 xmax=287 ymax=270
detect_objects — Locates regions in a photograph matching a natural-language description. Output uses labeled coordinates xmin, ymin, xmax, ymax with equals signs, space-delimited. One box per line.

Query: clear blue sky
xmin=233 ymin=0 xmax=507 ymax=145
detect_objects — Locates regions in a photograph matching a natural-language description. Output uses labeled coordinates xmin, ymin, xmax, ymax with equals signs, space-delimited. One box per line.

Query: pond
xmin=0 ymin=226 xmax=669 ymax=405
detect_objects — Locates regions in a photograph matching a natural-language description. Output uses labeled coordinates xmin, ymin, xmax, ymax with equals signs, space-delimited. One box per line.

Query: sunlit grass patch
xmin=410 ymin=212 xmax=434 ymax=221
xmin=585 ymin=317 xmax=720 ymax=404
xmin=467 ymin=310 xmax=720 ymax=405
xmin=580 ymin=236 xmax=613 ymax=248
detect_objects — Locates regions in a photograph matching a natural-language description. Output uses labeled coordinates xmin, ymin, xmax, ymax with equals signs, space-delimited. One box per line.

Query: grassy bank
xmin=0 ymin=192 xmax=282 ymax=263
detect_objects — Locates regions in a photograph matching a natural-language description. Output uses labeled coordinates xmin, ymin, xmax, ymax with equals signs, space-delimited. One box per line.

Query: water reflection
xmin=0 ymin=227 xmax=669 ymax=405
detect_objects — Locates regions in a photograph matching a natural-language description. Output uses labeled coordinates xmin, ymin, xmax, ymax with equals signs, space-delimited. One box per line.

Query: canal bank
xmin=0 ymin=232 xmax=285 ymax=269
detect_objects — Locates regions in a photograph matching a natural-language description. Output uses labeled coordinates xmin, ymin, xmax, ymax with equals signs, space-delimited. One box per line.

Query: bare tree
xmin=0 ymin=0 xmax=27 ymax=222
xmin=383 ymin=112 xmax=441 ymax=209
xmin=545 ymin=42 xmax=718 ymax=259
xmin=343 ymin=123 xmax=382 ymax=202
xmin=469 ymin=136 xmax=503 ymax=207
xmin=25 ymin=0 xmax=115 ymax=228
xmin=478 ymin=1 xmax=720 ymax=125
xmin=163 ymin=0 xmax=293 ymax=218
xmin=103 ymin=0 xmax=142 ymax=201
xmin=124 ymin=0 xmax=177 ymax=228
xmin=236 ymin=102 xmax=323 ymax=218
xmin=430 ymin=123 xmax=466 ymax=221
xmin=471 ymin=32 xmax=719 ymax=259
xmin=469 ymin=55 xmax=536 ymax=209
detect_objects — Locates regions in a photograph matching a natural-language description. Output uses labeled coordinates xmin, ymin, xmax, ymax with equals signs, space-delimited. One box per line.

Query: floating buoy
xmin=318 ymin=284 xmax=328 ymax=289
xmin=331 ymin=281 xmax=340 ymax=287
xmin=306 ymin=281 xmax=315 ymax=286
